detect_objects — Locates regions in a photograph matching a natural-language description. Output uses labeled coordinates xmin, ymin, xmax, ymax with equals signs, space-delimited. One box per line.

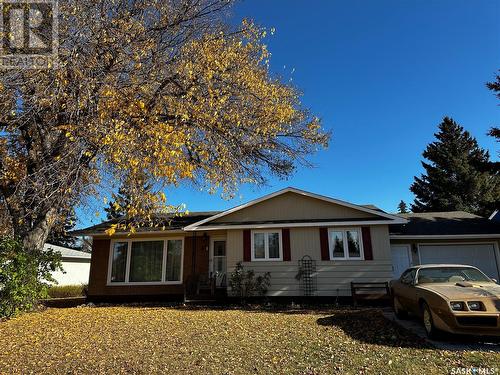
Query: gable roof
xmin=43 ymin=243 xmax=91 ymax=260
xmin=389 ymin=211 xmax=500 ymax=238
xmin=74 ymin=188 xmax=407 ymax=236
xmin=184 ymin=187 xmax=407 ymax=230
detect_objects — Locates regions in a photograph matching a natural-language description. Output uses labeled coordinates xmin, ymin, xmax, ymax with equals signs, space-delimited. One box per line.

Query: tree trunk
xmin=15 ymin=208 xmax=58 ymax=253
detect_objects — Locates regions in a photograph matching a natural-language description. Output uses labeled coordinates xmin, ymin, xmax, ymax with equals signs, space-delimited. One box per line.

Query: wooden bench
xmin=350 ymin=282 xmax=390 ymax=307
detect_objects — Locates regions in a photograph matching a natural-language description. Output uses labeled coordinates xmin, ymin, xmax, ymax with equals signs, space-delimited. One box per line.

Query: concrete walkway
xmin=382 ymin=309 xmax=500 ymax=352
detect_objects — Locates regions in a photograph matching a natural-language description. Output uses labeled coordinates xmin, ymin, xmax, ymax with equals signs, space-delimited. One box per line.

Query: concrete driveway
xmin=382 ymin=309 xmax=500 ymax=352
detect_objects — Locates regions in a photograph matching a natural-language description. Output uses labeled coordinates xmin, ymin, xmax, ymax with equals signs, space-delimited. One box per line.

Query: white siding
xmin=51 ymin=260 xmax=90 ymax=286
xmin=226 ymin=226 xmax=393 ymax=297
xmin=234 ymin=261 xmax=392 ymax=296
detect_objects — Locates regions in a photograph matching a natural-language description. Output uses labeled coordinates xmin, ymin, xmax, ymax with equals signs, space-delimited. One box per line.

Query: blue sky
xmin=78 ymin=0 xmax=499 ymax=228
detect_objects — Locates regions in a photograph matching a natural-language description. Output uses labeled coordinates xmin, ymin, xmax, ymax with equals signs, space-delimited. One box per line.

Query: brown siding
xmin=87 ymin=239 xmax=110 ymax=296
xmin=87 ymin=235 xmax=204 ymax=299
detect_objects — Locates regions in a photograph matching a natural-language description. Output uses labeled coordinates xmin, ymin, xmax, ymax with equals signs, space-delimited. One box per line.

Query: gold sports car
xmin=390 ymin=264 xmax=500 ymax=338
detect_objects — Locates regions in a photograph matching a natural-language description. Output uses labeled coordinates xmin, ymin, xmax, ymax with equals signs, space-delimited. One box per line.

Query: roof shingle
xmin=71 ymin=211 xmax=221 ymax=235
xmin=389 ymin=211 xmax=500 ymax=236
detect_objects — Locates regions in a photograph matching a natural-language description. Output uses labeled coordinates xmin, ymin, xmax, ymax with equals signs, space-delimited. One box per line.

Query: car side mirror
xmin=492 ymin=278 xmax=498 ymax=284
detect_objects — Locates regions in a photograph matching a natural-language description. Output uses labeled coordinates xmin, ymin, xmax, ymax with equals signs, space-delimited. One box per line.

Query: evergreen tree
xmin=104 ymin=176 xmax=152 ymax=220
xmin=489 ymin=127 xmax=500 ymax=141
xmin=104 ymin=185 xmax=132 ymax=220
xmin=397 ymin=200 xmax=409 ymax=214
xmin=487 ymin=73 xmax=500 ymax=144
xmin=46 ymin=209 xmax=78 ymax=249
xmin=410 ymin=117 xmax=499 ymax=216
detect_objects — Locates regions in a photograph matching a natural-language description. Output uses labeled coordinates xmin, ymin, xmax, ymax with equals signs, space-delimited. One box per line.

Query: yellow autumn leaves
xmin=0 ymin=1 xmax=329 ymax=235
xmin=0 ymin=307 xmax=498 ymax=374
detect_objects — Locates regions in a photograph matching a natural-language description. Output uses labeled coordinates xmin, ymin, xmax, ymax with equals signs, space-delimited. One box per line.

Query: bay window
xmin=251 ymin=230 xmax=282 ymax=261
xmin=328 ymin=228 xmax=364 ymax=260
xmin=108 ymin=238 xmax=183 ymax=284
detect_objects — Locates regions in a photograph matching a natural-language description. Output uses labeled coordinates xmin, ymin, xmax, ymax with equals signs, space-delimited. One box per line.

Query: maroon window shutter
xmin=282 ymin=228 xmax=291 ymax=261
xmin=362 ymin=227 xmax=373 ymax=260
xmin=243 ymin=229 xmax=251 ymax=262
xmin=319 ymin=227 xmax=330 ymax=260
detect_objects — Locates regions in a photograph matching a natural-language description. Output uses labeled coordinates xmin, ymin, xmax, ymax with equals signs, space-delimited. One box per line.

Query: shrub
xmin=47 ymin=284 xmax=87 ymax=298
xmin=0 ymin=237 xmax=62 ymax=318
xmin=229 ymin=262 xmax=271 ymax=302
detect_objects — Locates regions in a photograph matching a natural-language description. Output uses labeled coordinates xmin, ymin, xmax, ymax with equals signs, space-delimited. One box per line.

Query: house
xmin=44 ymin=243 xmax=91 ymax=286
xmin=73 ymin=187 xmax=500 ymax=302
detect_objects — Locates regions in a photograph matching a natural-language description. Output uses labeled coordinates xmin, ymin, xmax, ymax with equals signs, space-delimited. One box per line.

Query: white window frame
xmin=251 ymin=229 xmax=283 ymax=261
xmin=107 ymin=237 xmax=184 ymax=285
xmin=327 ymin=227 xmax=364 ymax=260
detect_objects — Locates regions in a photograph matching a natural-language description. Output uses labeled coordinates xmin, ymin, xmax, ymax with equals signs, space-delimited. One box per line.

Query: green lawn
xmin=0 ymin=306 xmax=498 ymax=374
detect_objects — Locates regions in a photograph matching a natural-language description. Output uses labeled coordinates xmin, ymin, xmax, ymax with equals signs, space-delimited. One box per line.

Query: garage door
xmin=419 ymin=244 xmax=499 ymax=280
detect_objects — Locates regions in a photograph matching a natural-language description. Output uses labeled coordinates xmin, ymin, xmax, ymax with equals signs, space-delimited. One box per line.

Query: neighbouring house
xmin=44 ymin=243 xmax=91 ymax=286
xmin=73 ymin=187 xmax=500 ymax=302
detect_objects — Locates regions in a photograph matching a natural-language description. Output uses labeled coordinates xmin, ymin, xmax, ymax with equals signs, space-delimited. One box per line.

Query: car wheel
xmin=421 ymin=302 xmax=440 ymax=339
xmin=392 ymin=296 xmax=408 ymax=319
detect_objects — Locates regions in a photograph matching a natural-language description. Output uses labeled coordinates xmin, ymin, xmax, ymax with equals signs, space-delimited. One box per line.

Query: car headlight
xmin=467 ymin=301 xmax=484 ymax=311
xmin=450 ymin=301 xmax=465 ymax=311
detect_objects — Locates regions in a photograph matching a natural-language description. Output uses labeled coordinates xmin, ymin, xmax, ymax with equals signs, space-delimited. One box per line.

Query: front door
xmin=211 ymin=239 xmax=227 ymax=287
xmin=391 ymin=245 xmax=411 ymax=279
xmin=193 ymin=235 xmax=210 ymax=277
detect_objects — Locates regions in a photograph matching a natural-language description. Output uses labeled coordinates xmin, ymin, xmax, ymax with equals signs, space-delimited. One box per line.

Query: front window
xmin=129 ymin=241 xmax=163 ymax=282
xmin=328 ymin=228 xmax=363 ymax=260
xmin=331 ymin=231 xmax=344 ymax=258
xmin=109 ymin=238 xmax=183 ymax=284
xmin=417 ymin=267 xmax=491 ymax=284
xmin=251 ymin=230 xmax=282 ymax=261
xmin=111 ymin=242 xmax=128 ymax=282
xmin=166 ymin=239 xmax=182 ymax=282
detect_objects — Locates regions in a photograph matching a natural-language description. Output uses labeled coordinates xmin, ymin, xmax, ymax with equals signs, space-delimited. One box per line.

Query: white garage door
xmin=419 ymin=244 xmax=499 ymax=280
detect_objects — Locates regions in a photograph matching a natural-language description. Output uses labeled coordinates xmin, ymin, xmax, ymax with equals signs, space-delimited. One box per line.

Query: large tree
xmin=0 ymin=0 xmax=328 ymax=251
xmin=410 ymin=117 xmax=499 ymax=216
xmin=0 ymin=199 xmax=12 ymax=236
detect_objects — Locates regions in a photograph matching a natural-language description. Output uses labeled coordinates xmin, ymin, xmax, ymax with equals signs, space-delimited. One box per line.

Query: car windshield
xmin=417 ymin=267 xmax=491 ymax=284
